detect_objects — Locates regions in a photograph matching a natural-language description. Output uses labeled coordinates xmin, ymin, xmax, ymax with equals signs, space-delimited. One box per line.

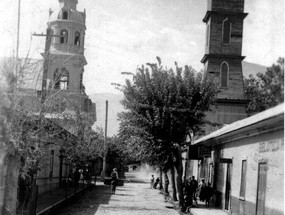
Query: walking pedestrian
xmin=111 ymin=168 xmax=118 ymax=194
xmin=150 ymin=175 xmax=155 ymax=188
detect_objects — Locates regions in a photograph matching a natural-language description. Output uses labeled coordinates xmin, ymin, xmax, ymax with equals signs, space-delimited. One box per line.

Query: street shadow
xmin=53 ymin=183 xmax=112 ymax=215
xmin=114 ymin=193 xmax=134 ymax=196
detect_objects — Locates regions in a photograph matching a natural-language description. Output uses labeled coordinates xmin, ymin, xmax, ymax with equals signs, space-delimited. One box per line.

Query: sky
xmin=0 ymin=0 xmax=284 ymax=95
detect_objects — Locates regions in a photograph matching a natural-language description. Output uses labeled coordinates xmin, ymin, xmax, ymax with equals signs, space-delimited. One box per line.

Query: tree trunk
xmin=170 ymin=166 xmax=177 ymax=201
xmin=0 ymin=104 xmax=19 ymax=215
xmin=3 ymin=154 xmax=19 ymax=215
xmin=159 ymin=167 xmax=163 ymax=190
xmin=174 ymin=146 xmax=184 ymax=208
xmin=164 ymin=171 xmax=169 ymax=194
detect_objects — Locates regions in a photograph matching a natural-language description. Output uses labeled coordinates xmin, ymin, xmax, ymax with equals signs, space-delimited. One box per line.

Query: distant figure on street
xmin=183 ymin=178 xmax=192 ymax=212
xmin=153 ymin=177 xmax=160 ymax=189
xmin=189 ymin=176 xmax=198 ymax=207
xmin=204 ymin=182 xmax=214 ymax=207
xmin=198 ymin=178 xmax=207 ymax=202
xmin=150 ymin=175 xmax=155 ymax=188
xmin=111 ymin=168 xmax=119 ymax=194
xmin=74 ymin=168 xmax=80 ymax=188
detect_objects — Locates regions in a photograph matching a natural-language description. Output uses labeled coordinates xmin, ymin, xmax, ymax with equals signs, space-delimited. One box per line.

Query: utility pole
xmin=101 ymin=100 xmax=108 ymax=181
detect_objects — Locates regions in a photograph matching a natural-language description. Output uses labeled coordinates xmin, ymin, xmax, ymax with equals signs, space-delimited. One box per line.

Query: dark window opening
xmin=74 ymin=32 xmax=80 ymax=46
xmin=60 ymin=29 xmax=68 ymax=44
xmin=63 ymin=11 xmax=68 ymax=20
xmin=220 ymin=62 xmax=229 ymax=88
xmin=222 ymin=18 xmax=231 ymax=44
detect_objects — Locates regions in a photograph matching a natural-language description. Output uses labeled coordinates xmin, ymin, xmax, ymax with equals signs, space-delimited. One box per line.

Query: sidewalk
xmin=16 ymin=181 xmax=91 ymax=215
xmin=186 ymin=200 xmax=228 ymax=215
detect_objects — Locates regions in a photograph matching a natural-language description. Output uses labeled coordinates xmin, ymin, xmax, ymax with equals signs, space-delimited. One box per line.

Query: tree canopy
xmin=118 ymin=58 xmax=219 ymax=168
xmin=244 ymin=57 xmax=284 ymax=115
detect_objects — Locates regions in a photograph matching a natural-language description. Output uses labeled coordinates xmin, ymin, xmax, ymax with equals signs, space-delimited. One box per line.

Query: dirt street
xmin=53 ymin=173 xmax=179 ymax=215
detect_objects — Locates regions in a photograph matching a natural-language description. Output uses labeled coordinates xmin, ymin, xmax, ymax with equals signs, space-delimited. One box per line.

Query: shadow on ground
xmin=52 ymin=183 xmax=112 ymax=215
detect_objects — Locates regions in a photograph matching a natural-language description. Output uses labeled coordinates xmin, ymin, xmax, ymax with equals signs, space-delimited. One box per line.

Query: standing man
xmin=150 ymin=175 xmax=155 ymax=188
xmin=111 ymin=168 xmax=118 ymax=194
xmin=189 ymin=176 xmax=198 ymax=207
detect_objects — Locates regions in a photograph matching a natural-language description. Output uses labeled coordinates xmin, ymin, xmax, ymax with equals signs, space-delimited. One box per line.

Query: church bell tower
xmin=202 ymin=0 xmax=248 ymax=130
xmin=43 ymin=0 xmax=95 ymax=121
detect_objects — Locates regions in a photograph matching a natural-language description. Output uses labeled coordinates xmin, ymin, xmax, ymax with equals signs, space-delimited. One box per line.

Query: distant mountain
xmin=242 ymin=61 xmax=268 ymax=78
xmin=89 ymin=93 xmax=124 ymax=136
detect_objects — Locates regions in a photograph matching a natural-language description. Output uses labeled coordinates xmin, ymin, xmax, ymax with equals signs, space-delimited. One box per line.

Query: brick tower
xmin=202 ymin=0 xmax=248 ymax=132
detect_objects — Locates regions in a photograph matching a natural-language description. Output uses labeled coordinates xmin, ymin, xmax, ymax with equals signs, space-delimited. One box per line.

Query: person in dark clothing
xmin=205 ymin=182 xmax=214 ymax=207
xmin=198 ymin=178 xmax=207 ymax=202
xmin=74 ymin=168 xmax=80 ymax=188
xmin=111 ymin=168 xmax=118 ymax=194
xmin=150 ymin=175 xmax=155 ymax=188
xmin=183 ymin=178 xmax=192 ymax=211
xmin=153 ymin=177 xmax=160 ymax=189
xmin=189 ymin=176 xmax=198 ymax=207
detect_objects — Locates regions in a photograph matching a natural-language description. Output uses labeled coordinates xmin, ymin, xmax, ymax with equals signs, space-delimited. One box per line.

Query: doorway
xmin=256 ymin=162 xmax=267 ymax=215
xmin=224 ymin=162 xmax=232 ymax=211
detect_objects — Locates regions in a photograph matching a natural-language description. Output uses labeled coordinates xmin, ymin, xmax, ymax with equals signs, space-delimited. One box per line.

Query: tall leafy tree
xmin=118 ymin=58 xmax=219 ymax=207
xmin=244 ymin=57 xmax=284 ymax=115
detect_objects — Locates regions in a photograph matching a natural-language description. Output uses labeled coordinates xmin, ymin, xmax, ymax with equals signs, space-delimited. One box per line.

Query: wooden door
xmin=256 ymin=162 xmax=267 ymax=215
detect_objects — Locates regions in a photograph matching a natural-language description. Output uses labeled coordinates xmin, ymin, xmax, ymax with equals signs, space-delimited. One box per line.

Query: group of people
xmin=150 ymin=175 xmax=160 ymax=189
xmin=183 ymin=176 xmax=214 ymax=210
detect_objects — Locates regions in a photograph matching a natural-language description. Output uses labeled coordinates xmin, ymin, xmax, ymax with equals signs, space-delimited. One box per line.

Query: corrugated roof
xmin=194 ymin=103 xmax=284 ymax=145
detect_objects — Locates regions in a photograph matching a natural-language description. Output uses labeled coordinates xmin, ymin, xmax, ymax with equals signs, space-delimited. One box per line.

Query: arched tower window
xmin=62 ymin=11 xmax=68 ymax=20
xmin=222 ymin=18 xmax=231 ymax=44
xmin=60 ymin=29 xmax=68 ymax=44
xmin=54 ymin=68 xmax=69 ymax=90
xmin=220 ymin=62 xmax=229 ymax=88
xmin=74 ymin=32 xmax=80 ymax=46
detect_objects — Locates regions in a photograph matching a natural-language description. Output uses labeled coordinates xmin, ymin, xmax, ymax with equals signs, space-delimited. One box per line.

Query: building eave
xmin=201 ymin=54 xmax=246 ymax=63
xmin=203 ymin=11 xmax=248 ymax=23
